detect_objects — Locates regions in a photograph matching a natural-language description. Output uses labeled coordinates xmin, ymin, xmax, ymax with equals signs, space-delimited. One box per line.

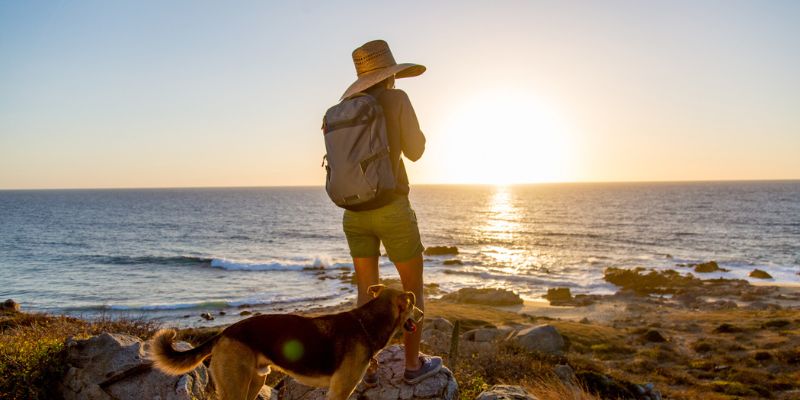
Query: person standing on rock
xmin=330 ymin=39 xmax=441 ymax=385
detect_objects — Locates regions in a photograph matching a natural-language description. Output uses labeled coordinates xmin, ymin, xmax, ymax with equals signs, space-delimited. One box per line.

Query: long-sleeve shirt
xmin=365 ymin=86 xmax=426 ymax=196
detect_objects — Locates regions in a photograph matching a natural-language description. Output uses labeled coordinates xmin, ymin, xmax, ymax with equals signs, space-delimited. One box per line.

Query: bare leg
xmin=353 ymin=257 xmax=380 ymax=306
xmin=353 ymin=257 xmax=381 ymax=377
xmin=394 ymin=254 xmax=424 ymax=371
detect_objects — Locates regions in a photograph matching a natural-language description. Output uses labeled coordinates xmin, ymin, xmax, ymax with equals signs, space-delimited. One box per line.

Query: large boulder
xmin=279 ymin=345 xmax=458 ymax=400
xmin=749 ymin=269 xmax=773 ymax=279
xmin=459 ymin=327 xmax=514 ymax=357
xmin=475 ymin=385 xmax=538 ymax=400
xmin=421 ymin=317 xmax=455 ymax=355
xmin=463 ymin=328 xmax=505 ymax=343
xmin=59 ymin=333 xmax=211 ymax=400
xmin=441 ymin=288 xmax=523 ymax=306
xmin=642 ymin=329 xmax=668 ymax=343
xmin=427 ymin=317 xmax=455 ymax=334
xmin=576 ymin=371 xmax=662 ymax=400
xmin=2 ymin=299 xmax=20 ymax=312
xmin=545 ymin=288 xmax=572 ymax=304
xmin=693 ymin=261 xmax=722 ymax=273
xmin=553 ymin=364 xmax=576 ymax=384
xmin=508 ymin=324 xmax=566 ymax=355
xmin=603 ymin=267 xmax=701 ymax=295
xmin=424 ymin=246 xmax=459 ymax=256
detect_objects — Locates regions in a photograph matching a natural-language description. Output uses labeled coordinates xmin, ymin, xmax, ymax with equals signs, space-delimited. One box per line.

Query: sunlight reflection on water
xmin=476 ymin=186 xmax=546 ymax=273
xmin=2 ymin=182 xmax=798 ymax=325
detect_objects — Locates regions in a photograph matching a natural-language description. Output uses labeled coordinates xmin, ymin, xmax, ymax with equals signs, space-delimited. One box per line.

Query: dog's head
xmin=368 ymin=284 xmax=424 ymax=333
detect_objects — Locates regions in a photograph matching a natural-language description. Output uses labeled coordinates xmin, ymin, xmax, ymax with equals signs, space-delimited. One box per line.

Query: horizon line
xmin=1 ymin=178 xmax=799 ymax=191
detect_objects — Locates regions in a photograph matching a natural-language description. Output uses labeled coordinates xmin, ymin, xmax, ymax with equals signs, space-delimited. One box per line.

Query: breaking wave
xmin=67 ymin=293 xmax=342 ymax=312
xmin=209 ymin=256 xmax=345 ymax=271
xmin=82 ymin=254 xmax=347 ymax=272
xmin=81 ymin=254 xmax=212 ymax=266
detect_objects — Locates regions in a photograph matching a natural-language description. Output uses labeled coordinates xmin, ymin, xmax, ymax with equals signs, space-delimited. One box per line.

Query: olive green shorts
xmin=343 ymin=196 xmax=425 ymax=263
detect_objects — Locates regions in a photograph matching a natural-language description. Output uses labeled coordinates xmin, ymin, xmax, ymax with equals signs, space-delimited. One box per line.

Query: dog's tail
xmin=149 ymin=329 xmax=220 ymax=375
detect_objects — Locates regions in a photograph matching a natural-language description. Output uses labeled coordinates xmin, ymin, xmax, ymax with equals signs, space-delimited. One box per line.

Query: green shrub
xmin=0 ymin=333 xmax=67 ymax=399
xmin=0 ymin=311 xmax=158 ymax=400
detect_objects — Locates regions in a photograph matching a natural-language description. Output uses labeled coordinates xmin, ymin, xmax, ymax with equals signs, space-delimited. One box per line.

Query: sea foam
xmin=94 ymin=293 xmax=343 ymax=312
xmin=209 ymin=255 xmax=341 ymax=271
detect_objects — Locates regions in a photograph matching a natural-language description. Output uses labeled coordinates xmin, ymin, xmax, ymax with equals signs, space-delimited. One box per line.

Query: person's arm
xmin=398 ymin=91 xmax=426 ymax=161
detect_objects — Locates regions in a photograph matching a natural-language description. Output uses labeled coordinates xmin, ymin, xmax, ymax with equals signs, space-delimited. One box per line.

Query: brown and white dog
xmin=149 ymin=285 xmax=423 ymax=400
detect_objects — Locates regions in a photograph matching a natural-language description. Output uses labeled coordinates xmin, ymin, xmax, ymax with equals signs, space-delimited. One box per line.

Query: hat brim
xmin=340 ymin=63 xmax=426 ymax=100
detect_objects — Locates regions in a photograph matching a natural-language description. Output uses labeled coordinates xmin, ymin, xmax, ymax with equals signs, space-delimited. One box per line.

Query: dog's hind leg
xmin=245 ymin=371 xmax=268 ymax=400
xmin=211 ymin=337 xmax=258 ymax=400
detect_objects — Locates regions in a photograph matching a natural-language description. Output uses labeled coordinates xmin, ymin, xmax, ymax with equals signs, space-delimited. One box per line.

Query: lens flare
xmin=282 ymin=339 xmax=304 ymax=362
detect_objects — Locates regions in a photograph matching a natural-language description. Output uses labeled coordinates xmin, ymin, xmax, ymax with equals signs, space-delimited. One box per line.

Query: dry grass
xmin=423 ymin=298 xmax=800 ymax=399
xmin=522 ymin=379 xmax=601 ymax=400
xmin=0 ymin=310 xmax=158 ymax=400
xmin=568 ymin=306 xmax=800 ymax=399
xmin=451 ymin=340 xmax=600 ymax=400
xmin=3 ymin=292 xmax=798 ymax=400
xmin=426 ymin=300 xmax=530 ymax=330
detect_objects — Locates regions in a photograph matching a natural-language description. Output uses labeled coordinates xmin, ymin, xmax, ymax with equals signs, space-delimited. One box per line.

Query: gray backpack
xmin=322 ymin=93 xmax=396 ymax=210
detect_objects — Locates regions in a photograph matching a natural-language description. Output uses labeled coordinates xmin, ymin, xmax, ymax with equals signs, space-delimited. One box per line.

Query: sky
xmin=1 ymin=0 xmax=799 ymax=189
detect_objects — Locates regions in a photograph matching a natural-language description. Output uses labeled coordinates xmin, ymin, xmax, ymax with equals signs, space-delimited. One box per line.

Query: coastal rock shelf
xmin=57 ymin=337 xmax=456 ymax=400
xmin=279 ymin=345 xmax=458 ymax=400
xmin=59 ymin=333 xmax=209 ymax=400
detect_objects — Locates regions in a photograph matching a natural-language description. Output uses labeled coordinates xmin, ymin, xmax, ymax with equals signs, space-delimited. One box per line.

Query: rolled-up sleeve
xmin=398 ymin=91 xmax=426 ymax=161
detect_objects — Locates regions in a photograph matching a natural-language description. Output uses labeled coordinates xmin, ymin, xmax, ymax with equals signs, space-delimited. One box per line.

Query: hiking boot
xmin=403 ymin=355 xmax=442 ymax=384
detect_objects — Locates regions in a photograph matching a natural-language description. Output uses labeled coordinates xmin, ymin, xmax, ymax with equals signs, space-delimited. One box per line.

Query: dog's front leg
xmin=327 ymin=366 xmax=366 ymax=400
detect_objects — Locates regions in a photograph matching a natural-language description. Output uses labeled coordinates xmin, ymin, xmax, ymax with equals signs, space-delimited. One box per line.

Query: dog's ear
xmin=404 ymin=291 xmax=416 ymax=307
xmin=367 ymin=284 xmax=386 ymax=298
xmin=396 ymin=291 xmax=415 ymax=313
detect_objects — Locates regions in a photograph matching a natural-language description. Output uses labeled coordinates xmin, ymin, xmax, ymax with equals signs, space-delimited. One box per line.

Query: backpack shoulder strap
xmin=343 ymin=92 xmax=374 ymax=101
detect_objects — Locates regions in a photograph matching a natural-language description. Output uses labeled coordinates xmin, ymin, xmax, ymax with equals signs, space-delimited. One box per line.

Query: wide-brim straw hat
xmin=340 ymin=40 xmax=426 ymax=100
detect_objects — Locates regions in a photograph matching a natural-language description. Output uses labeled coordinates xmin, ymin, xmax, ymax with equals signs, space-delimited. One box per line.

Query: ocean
xmin=1 ymin=181 xmax=798 ymax=326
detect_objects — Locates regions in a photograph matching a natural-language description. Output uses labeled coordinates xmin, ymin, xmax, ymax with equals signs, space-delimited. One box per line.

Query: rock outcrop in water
xmin=423 ymin=246 xmax=459 ymax=256
xmin=749 ymin=269 xmax=773 ymax=279
xmin=1 ymin=299 xmax=19 ymax=312
xmin=693 ymin=261 xmax=723 ymax=273
xmin=603 ymin=267 xmax=701 ymax=295
xmin=545 ymin=287 xmax=572 ymax=303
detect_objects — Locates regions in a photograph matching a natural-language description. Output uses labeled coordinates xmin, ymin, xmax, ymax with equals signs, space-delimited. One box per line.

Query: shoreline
xmin=3 ymin=269 xmax=800 ymax=399
xmin=10 ymin=253 xmax=799 ymax=328
xmin=25 ymin=272 xmax=800 ymax=329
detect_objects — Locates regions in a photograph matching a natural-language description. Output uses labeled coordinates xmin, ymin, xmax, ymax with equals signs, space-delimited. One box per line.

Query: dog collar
xmin=351 ymin=312 xmax=380 ymax=355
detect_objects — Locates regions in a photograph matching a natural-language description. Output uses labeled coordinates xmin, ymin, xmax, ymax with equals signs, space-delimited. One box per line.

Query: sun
xmin=431 ymin=90 xmax=573 ymax=185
